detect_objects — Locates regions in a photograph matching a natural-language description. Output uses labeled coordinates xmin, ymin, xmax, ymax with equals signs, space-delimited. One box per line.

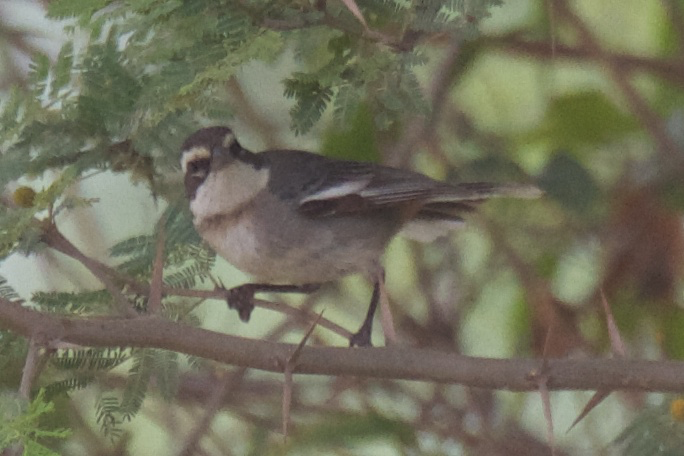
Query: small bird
xmin=180 ymin=126 xmax=540 ymax=346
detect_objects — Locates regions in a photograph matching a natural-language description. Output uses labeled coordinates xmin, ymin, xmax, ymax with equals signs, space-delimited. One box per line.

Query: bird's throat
xmin=190 ymin=161 xmax=270 ymax=224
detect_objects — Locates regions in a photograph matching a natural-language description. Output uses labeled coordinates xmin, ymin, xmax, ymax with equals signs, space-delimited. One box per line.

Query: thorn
xmin=282 ymin=312 xmax=324 ymax=440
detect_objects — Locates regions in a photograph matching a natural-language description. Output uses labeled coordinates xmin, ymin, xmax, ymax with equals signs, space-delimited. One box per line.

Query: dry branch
xmin=2 ymin=297 xmax=684 ymax=392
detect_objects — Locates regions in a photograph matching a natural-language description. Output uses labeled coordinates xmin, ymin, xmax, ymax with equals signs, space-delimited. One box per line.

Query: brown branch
xmin=490 ymin=36 xmax=684 ymax=87
xmin=661 ymin=0 xmax=684 ymax=52
xmin=18 ymin=338 xmax=45 ymax=398
xmin=36 ymin=218 xmax=352 ymax=339
xmin=552 ymin=0 xmax=683 ymax=161
xmin=225 ymin=78 xmax=281 ymax=148
xmin=41 ymin=221 xmax=138 ymax=317
xmin=388 ymin=38 xmax=465 ymax=167
xmin=148 ymin=218 xmax=166 ymax=314
xmin=237 ymin=0 xmax=419 ymax=52
xmin=176 ymin=370 xmax=243 ymax=456
xmin=3 ymin=297 xmax=684 ymax=392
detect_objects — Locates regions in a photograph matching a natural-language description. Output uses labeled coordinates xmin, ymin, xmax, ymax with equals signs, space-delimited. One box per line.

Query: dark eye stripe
xmin=229 ymin=141 xmax=245 ymax=158
xmin=187 ymin=158 xmax=210 ymax=177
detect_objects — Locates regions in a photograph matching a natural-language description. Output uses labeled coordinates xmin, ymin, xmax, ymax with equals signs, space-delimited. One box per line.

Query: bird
xmin=180 ymin=126 xmax=541 ymax=346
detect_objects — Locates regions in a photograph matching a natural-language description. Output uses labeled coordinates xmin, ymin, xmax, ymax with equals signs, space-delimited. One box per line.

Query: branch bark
xmin=489 ymin=35 xmax=684 ymax=87
xmin=552 ymin=0 xmax=683 ymax=161
xmin=3 ymin=297 xmax=684 ymax=392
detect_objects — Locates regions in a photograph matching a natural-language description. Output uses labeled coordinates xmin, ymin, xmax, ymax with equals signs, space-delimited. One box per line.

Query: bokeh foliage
xmin=1 ymin=0 xmax=684 ymax=454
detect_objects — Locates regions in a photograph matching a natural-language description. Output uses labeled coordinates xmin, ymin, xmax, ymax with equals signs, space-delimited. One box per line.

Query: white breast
xmin=199 ymin=213 xmax=264 ymax=277
xmin=190 ymin=161 xmax=269 ymax=221
xmin=190 ymin=161 xmax=271 ymax=277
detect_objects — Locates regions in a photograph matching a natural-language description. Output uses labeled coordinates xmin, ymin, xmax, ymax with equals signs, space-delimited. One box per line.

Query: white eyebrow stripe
xmin=300 ymin=177 xmax=372 ymax=203
xmin=222 ymin=132 xmax=235 ymax=147
xmin=180 ymin=146 xmax=210 ymax=174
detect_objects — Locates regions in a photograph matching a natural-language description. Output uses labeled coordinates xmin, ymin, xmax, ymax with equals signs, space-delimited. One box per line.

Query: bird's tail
xmin=399 ymin=182 xmax=542 ymax=242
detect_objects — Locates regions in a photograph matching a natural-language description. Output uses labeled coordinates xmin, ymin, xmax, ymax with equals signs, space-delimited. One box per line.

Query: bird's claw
xmin=349 ymin=328 xmax=373 ymax=348
xmin=215 ymin=283 xmax=255 ymax=322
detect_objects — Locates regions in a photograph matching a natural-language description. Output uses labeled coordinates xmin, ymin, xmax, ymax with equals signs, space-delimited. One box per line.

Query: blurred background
xmin=1 ymin=0 xmax=683 ymax=455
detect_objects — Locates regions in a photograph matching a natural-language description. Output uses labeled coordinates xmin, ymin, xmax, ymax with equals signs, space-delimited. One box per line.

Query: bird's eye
xmin=186 ymin=158 xmax=209 ymax=177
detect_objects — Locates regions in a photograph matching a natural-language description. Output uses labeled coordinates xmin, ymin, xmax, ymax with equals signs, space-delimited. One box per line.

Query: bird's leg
xmin=222 ymin=283 xmax=321 ymax=322
xmin=349 ymin=272 xmax=384 ymax=348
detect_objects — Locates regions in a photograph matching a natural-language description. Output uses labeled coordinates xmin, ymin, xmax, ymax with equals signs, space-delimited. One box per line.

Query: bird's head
xmin=180 ymin=126 xmax=263 ymax=200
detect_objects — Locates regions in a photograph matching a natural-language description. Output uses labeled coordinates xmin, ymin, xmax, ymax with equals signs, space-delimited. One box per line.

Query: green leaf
xmin=43 ymin=376 xmax=96 ymax=399
xmin=95 ymin=395 xmax=123 ymax=440
xmin=28 ymin=54 xmax=51 ymax=89
xmin=656 ymin=175 xmax=684 ymax=212
xmin=0 ymin=389 xmax=70 ymax=454
xmin=661 ymin=309 xmax=684 ymax=359
xmin=109 ymin=235 xmax=153 ymax=258
xmin=32 ymin=289 xmax=112 ymax=314
xmin=321 ymin=102 xmax=380 ymax=162
xmin=0 ymin=274 xmax=19 ymax=301
xmin=288 ymin=412 xmax=417 ymax=450
xmin=119 ymin=349 xmax=154 ymax=420
xmin=0 ymin=87 xmax=34 ymax=141
xmin=538 ymin=151 xmax=600 ymax=214
xmin=521 ymin=91 xmax=639 ymax=149
xmin=284 ymin=77 xmax=333 ymax=135
xmin=155 ymin=350 xmax=179 ymax=401
xmin=615 ymin=404 xmax=684 ymax=456
xmin=51 ymin=43 xmax=75 ymax=96
xmin=47 ymin=0 xmax=110 ymax=19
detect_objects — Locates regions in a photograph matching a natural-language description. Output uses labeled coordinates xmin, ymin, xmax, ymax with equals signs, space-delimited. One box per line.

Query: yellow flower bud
xmin=13 ymin=186 xmax=36 ymax=208
xmin=670 ymin=398 xmax=684 ymax=422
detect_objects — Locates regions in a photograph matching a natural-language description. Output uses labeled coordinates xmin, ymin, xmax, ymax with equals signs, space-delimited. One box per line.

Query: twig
xmin=37 ymin=218 xmax=352 ymax=339
xmin=226 ymin=78 xmax=280 ymax=148
xmin=538 ymin=329 xmax=556 ymax=455
xmin=42 ymin=221 xmax=137 ymax=318
xmin=553 ymin=0 xmax=682 ymax=161
xmin=377 ymin=272 xmax=398 ymax=345
xmin=176 ymin=369 xmax=243 ymax=456
xmin=490 ymin=36 xmax=684 ymax=87
xmin=18 ymin=338 xmax=44 ymax=399
xmin=281 ymin=312 xmax=323 ymax=439
xmin=661 ymin=0 xmax=684 ymax=52
xmin=148 ymin=217 xmax=166 ymax=315
xmin=389 ymin=38 xmax=464 ymax=167
xmin=237 ymin=0 xmax=419 ymax=51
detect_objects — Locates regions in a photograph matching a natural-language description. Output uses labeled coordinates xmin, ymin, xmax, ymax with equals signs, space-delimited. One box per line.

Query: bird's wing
xmin=264 ymin=150 xmax=540 ymax=217
xmin=298 ymin=162 xmax=539 ymax=216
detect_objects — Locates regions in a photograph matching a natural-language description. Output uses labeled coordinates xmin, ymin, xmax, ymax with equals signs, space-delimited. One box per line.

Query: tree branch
xmin=552 ymin=0 xmax=683 ymax=161
xmin=489 ymin=35 xmax=684 ymax=87
xmin=3 ymin=297 xmax=684 ymax=392
xmin=41 ymin=221 xmax=138 ymax=317
xmin=36 ymin=218 xmax=352 ymax=339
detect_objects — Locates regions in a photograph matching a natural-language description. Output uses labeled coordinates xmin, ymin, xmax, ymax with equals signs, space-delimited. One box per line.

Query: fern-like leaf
xmin=119 ymin=349 xmax=154 ymax=421
xmin=284 ymin=77 xmax=333 ymax=135
xmin=0 ymin=275 xmax=19 ymax=301
xmin=32 ymin=289 xmax=112 ymax=314
xmin=43 ymin=376 xmax=95 ymax=400
xmin=96 ymin=394 xmax=123 ymax=440
xmin=50 ymin=347 xmax=131 ymax=371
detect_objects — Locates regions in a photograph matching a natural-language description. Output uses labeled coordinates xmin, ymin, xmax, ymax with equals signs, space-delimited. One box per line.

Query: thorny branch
xmin=37 ymin=219 xmax=352 ymax=340
xmin=4 ymin=296 xmax=684 ymax=391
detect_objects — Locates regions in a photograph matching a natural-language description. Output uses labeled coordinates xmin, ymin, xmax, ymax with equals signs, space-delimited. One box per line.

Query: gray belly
xmin=196 ymin=192 xmax=403 ymax=284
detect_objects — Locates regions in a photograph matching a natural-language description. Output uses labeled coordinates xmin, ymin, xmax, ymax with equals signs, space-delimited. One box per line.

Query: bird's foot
xmin=222 ymin=284 xmax=257 ymax=322
xmin=217 ymin=282 xmax=322 ymax=323
xmin=349 ymin=324 xmax=373 ymax=347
